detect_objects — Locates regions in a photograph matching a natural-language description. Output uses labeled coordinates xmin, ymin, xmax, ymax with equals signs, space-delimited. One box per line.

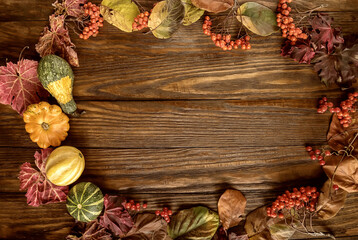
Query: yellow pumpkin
xmin=23 ymin=102 xmax=70 ymax=149
xmin=45 ymin=146 xmax=85 ymax=186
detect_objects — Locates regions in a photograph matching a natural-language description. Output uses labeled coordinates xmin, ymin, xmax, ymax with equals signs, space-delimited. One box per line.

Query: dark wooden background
xmin=1 ymin=0 xmax=358 ymax=239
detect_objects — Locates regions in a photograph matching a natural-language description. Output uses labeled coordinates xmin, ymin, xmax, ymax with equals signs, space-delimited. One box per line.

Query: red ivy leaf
xmin=310 ymin=14 xmax=344 ymax=52
xmin=0 ymin=59 xmax=49 ymax=115
xmin=35 ymin=14 xmax=79 ymax=67
xmin=281 ymin=40 xmax=315 ymax=64
xmin=66 ymin=220 xmax=113 ymax=240
xmin=18 ymin=148 xmax=69 ymax=207
xmin=99 ymin=195 xmax=134 ymax=237
xmin=54 ymin=0 xmax=87 ymax=18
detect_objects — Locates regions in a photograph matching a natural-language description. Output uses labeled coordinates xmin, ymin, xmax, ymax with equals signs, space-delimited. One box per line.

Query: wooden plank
xmin=0 ymin=100 xmax=333 ymax=148
xmin=0 ymin=14 xmax=357 ymax=100
xmin=0 ymin=146 xmax=326 ymax=193
xmin=0 ymin=0 xmax=357 ymax=21
xmin=0 ymin=192 xmax=357 ymax=239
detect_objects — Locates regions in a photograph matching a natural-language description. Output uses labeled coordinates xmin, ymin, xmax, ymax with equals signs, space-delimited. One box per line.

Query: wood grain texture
xmin=1 ymin=0 xmax=358 ymax=239
xmin=0 ymin=100 xmax=333 ymax=148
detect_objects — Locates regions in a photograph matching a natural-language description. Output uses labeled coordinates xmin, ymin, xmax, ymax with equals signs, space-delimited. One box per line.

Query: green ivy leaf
xmin=236 ymin=2 xmax=278 ymax=36
xmin=168 ymin=206 xmax=220 ymax=240
xmin=100 ymin=0 xmax=140 ymax=32
xmin=182 ymin=0 xmax=204 ymax=26
xmin=148 ymin=0 xmax=185 ymax=39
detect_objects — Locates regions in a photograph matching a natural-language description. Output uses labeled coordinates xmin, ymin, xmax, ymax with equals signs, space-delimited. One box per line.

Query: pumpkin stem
xmin=77 ymin=204 xmax=82 ymax=209
xmin=41 ymin=122 xmax=50 ymax=130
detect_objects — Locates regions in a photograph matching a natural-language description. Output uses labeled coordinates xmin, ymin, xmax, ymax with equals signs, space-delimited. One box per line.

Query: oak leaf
xmin=66 ymin=220 xmax=113 ymax=240
xmin=99 ymin=195 xmax=134 ymax=237
xmin=18 ymin=148 xmax=69 ymax=207
xmin=0 ymin=59 xmax=49 ymax=115
xmin=218 ymin=189 xmax=247 ymax=230
xmin=191 ymin=0 xmax=233 ymax=13
xmin=316 ymin=179 xmax=348 ymax=220
xmin=36 ymin=14 xmax=79 ymax=67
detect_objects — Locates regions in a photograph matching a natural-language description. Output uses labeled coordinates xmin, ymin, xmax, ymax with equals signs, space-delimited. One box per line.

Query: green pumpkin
xmin=66 ymin=182 xmax=104 ymax=222
xmin=38 ymin=55 xmax=77 ymax=114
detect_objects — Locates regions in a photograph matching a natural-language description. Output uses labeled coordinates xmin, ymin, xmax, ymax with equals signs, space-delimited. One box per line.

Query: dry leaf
xmin=148 ymin=0 xmax=185 ymax=39
xmin=316 ymin=179 xmax=348 ymax=220
xmin=191 ymin=0 xmax=233 ymax=13
xmin=66 ymin=220 xmax=113 ymax=240
xmin=237 ymin=2 xmax=278 ymax=37
xmin=36 ymin=14 xmax=79 ymax=67
xmin=218 ymin=189 xmax=247 ymax=230
xmin=327 ymin=113 xmax=358 ymax=154
xmin=323 ymin=154 xmax=358 ymax=193
xmin=0 ymin=59 xmax=49 ymax=115
xmin=100 ymin=0 xmax=140 ymax=32
xmin=123 ymin=213 xmax=171 ymax=240
xmin=182 ymin=0 xmax=204 ymax=26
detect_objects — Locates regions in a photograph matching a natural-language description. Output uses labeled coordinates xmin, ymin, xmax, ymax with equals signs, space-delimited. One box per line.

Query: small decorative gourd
xmin=66 ymin=182 xmax=104 ymax=222
xmin=37 ymin=55 xmax=77 ymax=114
xmin=45 ymin=146 xmax=85 ymax=186
xmin=23 ymin=102 xmax=70 ymax=149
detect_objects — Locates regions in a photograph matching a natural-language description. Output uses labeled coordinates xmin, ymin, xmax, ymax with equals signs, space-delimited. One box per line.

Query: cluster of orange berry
xmin=267 ymin=186 xmax=319 ymax=218
xmin=155 ymin=207 xmax=172 ymax=223
xmin=276 ymin=0 xmax=308 ymax=45
xmin=317 ymin=93 xmax=358 ymax=128
xmin=79 ymin=2 xmax=104 ymax=40
xmin=132 ymin=11 xmax=151 ymax=31
xmin=124 ymin=200 xmax=147 ymax=212
xmin=203 ymin=16 xmax=251 ymax=51
xmin=305 ymin=146 xmax=331 ymax=166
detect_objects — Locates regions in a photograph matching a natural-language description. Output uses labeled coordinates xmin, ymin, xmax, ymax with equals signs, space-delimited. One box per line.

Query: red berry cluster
xmin=276 ymin=0 xmax=308 ymax=45
xmin=132 ymin=11 xmax=151 ymax=31
xmin=305 ymin=146 xmax=331 ymax=166
xmin=317 ymin=92 xmax=358 ymax=128
xmin=155 ymin=207 xmax=172 ymax=223
xmin=203 ymin=16 xmax=251 ymax=51
xmin=125 ymin=199 xmax=147 ymax=212
xmin=80 ymin=2 xmax=104 ymax=40
xmin=267 ymin=186 xmax=319 ymax=218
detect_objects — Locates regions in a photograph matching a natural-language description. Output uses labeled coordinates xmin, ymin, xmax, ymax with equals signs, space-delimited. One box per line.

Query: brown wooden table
xmin=1 ymin=0 xmax=358 ymax=239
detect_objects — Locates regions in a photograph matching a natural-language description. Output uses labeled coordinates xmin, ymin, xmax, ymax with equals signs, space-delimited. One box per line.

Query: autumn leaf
xmin=99 ymin=195 xmax=134 ymax=237
xmin=148 ymin=0 xmax=185 ymax=39
xmin=123 ymin=213 xmax=171 ymax=240
xmin=36 ymin=14 xmax=79 ymax=67
xmin=182 ymin=0 xmax=204 ymax=26
xmin=191 ymin=0 xmax=233 ymax=13
xmin=0 ymin=59 xmax=49 ymax=115
xmin=218 ymin=189 xmax=247 ymax=230
xmin=66 ymin=220 xmax=113 ymax=240
xmin=281 ymin=39 xmax=315 ymax=64
xmin=323 ymin=154 xmax=358 ymax=193
xmin=310 ymin=14 xmax=344 ymax=53
xmin=327 ymin=112 xmax=358 ymax=154
xmin=168 ymin=206 xmax=220 ymax=240
xmin=100 ymin=0 xmax=140 ymax=32
xmin=229 ymin=233 xmax=249 ymax=240
xmin=316 ymin=179 xmax=348 ymax=220
xmin=53 ymin=0 xmax=87 ymax=18
xmin=244 ymin=206 xmax=295 ymax=240
xmin=237 ymin=2 xmax=278 ymax=37
xmin=18 ymin=148 xmax=69 ymax=207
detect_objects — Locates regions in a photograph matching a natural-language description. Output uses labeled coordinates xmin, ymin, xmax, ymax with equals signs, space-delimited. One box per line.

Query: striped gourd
xmin=66 ymin=182 xmax=104 ymax=222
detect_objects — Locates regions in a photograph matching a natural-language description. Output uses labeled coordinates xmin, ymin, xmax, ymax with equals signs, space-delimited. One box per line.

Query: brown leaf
xmin=316 ymin=179 xmax=348 ymax=220
xmin=35 ymin=14 xmax=79 ymax=67
xmin=218 ymin=189 xmax=247 ymax=230
xmin=323 ymin=154 xmax=358 ymax=193
xmin=327 ymin=112 xmax=358 ymax=154
xmin=123 ymin=213 xmax=171 ymax=240
xmin=66 ymin=220 xmax=112 ymax=240
xmin=244 ymin=206 xmax=295 ymax=240
xmin=191 ymin=0 xmax=233 ymax=13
